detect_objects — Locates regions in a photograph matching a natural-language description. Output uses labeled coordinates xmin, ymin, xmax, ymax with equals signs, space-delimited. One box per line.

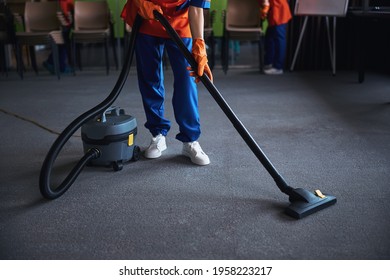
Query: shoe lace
xmin=189 ymin=141 xmax=205 ymax=155
xmin=151 ymin=135 xmax=163 ymax=149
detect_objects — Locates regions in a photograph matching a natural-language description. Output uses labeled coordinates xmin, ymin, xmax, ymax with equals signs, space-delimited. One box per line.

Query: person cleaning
xmin=260 ymin=0 xmax=292 ymax=75
xmin=43 ymin=0 xmax=74 ymax=74
xmin=121 ymin=0 xmax=213 ymax=165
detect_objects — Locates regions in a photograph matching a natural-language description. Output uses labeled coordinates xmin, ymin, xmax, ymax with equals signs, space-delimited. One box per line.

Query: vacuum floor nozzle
xmin=285 ymin=188 xmax=337 ymax=219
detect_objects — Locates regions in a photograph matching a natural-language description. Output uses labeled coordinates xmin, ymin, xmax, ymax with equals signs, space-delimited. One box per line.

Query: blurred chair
xmin=0 ymin=1 xmax=16 ymax=76
xmin=204 ymin=8 xmax=215 ymax=70
xmin=71 ymin=0 xmax=118 ymax=75
xmin=6 ymin=0 xmax=26 ymax=26
xmin=222 ymin=0 xmax=264 ymax=73
xmin=15 ymin=1 xmax=63 ymax=79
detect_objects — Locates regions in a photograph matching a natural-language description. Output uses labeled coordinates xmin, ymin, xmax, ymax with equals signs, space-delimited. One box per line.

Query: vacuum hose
xmin=39 ymin=15 xmax=143 ymax=199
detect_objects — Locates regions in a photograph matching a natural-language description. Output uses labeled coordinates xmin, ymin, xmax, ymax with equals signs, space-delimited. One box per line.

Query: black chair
xmin=0 ymin=1 xmax=16 ymax=75
xmin=71 ymin=0 xmax=118 ymax=75
xmin=15 ymin=1 xmax=63 ymax=79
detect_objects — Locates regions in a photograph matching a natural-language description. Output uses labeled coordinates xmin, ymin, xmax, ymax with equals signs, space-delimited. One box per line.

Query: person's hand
xmin=134 ymin=0 xmax=163 ymax=20
xmin=56 ymin=12 xmax=67 ymax=26
xmin=260 ymin=4 xmax=270 ymax=20
xmin=188 ymin=38 xmax=213 ymax=83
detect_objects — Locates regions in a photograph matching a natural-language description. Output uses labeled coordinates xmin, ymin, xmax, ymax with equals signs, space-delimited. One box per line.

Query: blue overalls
xmin=135 ymin=0 xmax=210 ymax=143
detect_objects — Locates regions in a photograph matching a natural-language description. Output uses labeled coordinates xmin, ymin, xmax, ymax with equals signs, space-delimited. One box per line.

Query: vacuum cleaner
xmin=40 ymin=11 xmax=336 ymax=219
xmin=39 ymin=15 xmax=143 ymax=200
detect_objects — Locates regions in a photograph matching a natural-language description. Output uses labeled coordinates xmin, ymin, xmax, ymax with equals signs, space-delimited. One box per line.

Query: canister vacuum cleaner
xmin=81 ymin=106 xmax=140 ymax=171
xmin=39 ymin=15 xmax=144 ymax=200
xmin=40 ymin=12 xmax=336 ymax=219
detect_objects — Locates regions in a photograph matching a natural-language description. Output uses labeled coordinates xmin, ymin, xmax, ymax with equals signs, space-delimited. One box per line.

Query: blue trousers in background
xmin=264 ymin=23 xmax=288 ymax=70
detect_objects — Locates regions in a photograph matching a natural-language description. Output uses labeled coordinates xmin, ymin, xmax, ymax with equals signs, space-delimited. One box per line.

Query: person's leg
xmin=43 ymin=53 xmax=55 ymax=74
xmin=165 ymin=37 xmax=200 ymax=143
xmin=58 ymin=27 xmax=70 ymax=72
xmin=44 ymin=28 xmax=72 ymax=74
xmin=272 ymin=23 xmax=287 ymax=70
xmin=58 ymin=45 xmax=68 ymax=72
xmin=165 ymin=37 xmax=209 ymax=165
xmin=264 ymin=26 xmax=275 ymax=67
xmin=136 ymin=33 xmax=171 ymax=137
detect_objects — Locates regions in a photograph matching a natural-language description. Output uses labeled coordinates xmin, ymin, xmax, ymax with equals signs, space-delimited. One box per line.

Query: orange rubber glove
xmin=260 ymin=4 xmax=270 ymax=20
xmin=188 ymin=38 xmax=213 ymax=83
xmin=134 ymin=0 xmax=163 ymax=20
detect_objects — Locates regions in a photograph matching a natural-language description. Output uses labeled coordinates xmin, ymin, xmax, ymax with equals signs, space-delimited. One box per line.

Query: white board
xmin=294 ymin=0 xmax=350 ymax=17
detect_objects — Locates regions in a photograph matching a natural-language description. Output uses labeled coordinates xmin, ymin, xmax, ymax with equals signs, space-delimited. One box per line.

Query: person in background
xmin=43 ymin=0 xmax=74 ymax=74
xmin=260 ymin=0 xmax=292 ymax=75
xmin=121 ymin=0 xmax=213 ymax=166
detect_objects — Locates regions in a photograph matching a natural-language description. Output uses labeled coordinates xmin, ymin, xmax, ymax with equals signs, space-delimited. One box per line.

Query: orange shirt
xmin=59 ymin=0 xmax=74 ymax=15
xmin=267 ymin=0 xmax=292 ymax=27
xmin=121 ymin=0 xmax=194 ymax=38
xmin=59 ymin=0 xmax=74 ymax=25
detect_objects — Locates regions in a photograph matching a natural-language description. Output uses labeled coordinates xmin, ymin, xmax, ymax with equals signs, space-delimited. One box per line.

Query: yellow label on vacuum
xmin=315 ymin=189 xmax=326 ymax=199
xmin=128 ymin=134 xmax=134 ymax=146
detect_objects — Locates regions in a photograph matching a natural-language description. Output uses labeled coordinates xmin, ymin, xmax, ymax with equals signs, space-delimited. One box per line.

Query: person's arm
xmin=189 ymin=5 xmax=204 ymax=39
xmin=188 ymin=6 xmax=213 ymax=82
xmin=261 ymin=0 xmax=270 ymax=20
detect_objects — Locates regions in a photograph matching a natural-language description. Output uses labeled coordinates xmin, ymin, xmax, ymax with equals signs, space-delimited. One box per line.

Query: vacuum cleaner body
xmin=81 ymin=107 xmax=140 ymax=171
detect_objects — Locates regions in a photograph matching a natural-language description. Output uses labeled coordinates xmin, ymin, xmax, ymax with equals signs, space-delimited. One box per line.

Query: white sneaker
xmin=182 ymin=141 xmax=210 ymax=166
xmin=264 ymin=67 xmax=284 ymax=75
xmin=144 ymin=134 xmax=167 ymax=159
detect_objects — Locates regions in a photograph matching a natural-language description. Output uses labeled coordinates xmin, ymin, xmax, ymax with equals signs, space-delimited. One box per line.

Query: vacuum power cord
xmin=0 ymin=108 xmax=81 ymax=137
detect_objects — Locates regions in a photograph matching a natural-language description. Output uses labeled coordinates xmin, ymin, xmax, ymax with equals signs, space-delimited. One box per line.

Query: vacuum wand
xmin=153 ymin=10 xmax=291 ymax=194
xmin=154 ymin=10 xmax=337 ymax=218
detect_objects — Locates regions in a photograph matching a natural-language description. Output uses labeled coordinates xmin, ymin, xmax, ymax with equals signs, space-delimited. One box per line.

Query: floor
xmin=0 ymin=42 xmax=390 ymax=260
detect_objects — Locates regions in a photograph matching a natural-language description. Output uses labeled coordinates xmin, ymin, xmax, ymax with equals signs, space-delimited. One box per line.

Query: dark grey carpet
xmin=1 ymin=61 xmax=389 ymax=259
